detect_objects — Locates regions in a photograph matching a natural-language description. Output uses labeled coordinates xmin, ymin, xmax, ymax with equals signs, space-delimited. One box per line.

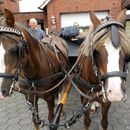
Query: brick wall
xmin=14 ymin=12 xmax=47 ymax=28
xmin=109 ymin=0 xmax=121 ymax=18
xmin=46 ymin=0 xmax=122 ymax=31
xmin=47 ymin=0 xmax=110 ymax=31
xmin=0 ymin=0 xmax=122 ymax=32
xmin=0 ymin=1 xmax=47 ymax=30
xmin=0 ymin=0 xmax=19 ymax=12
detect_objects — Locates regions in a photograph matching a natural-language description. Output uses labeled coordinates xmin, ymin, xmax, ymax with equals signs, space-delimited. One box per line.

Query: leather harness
xmin=74 ymin=20 xmax=128 ymax=94
xmin=0 ymin=25 xmax=67 ymax=94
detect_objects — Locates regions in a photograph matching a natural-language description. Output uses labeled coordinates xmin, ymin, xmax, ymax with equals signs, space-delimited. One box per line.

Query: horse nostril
xmin=108 ymin=90 xmax=112 ymax=94
xmin=121 ymin=84 xmax=126 ymax=94
xmin=2 ymin=90 xmax=8 ymax=97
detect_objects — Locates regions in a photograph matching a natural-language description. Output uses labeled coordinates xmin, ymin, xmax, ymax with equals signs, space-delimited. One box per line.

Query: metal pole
xmin=49 ymin=80 xmax=72 ymax=130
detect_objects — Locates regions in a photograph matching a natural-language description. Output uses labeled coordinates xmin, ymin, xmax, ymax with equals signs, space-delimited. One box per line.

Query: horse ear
xmin=4 ymin=9 xmax=15 ymax=27
xmin=117 ymin=9 xmax=127 ymax=24
xmin=90 ymin=11 xmax=100 ymax=29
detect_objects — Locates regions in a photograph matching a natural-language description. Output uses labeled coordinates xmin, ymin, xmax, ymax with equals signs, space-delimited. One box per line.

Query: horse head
xmin=89 ymin=9 xmax=130 ymax=102
xmin=0 ymin=9 xmax=28 ymax=98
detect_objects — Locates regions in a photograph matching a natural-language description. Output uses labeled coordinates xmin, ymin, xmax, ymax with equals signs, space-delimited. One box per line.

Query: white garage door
xmin=125 ymin=20 xmax=130 ymax=39
xmin=61 ymin=12 xmax=108 ymax=27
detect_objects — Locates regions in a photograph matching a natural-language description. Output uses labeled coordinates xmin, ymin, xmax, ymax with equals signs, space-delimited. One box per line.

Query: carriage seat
xmin=41 ymin=36 xmax=69 ymax=59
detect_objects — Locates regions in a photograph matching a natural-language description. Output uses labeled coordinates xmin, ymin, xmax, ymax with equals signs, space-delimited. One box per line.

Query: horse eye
xmin=93 ymin=49 xmax=100 ymax=59
xmin=125 ymin=56 xmax=130 ymax=63
xmin=8 ymin=46 xmax=19 ymax=56
xmin=93 ymin=49 xmax=100 ymax=65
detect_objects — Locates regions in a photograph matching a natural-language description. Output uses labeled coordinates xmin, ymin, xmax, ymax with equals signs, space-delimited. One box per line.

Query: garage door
xmin=61 ymin=12 xmax=108 ymax=27
xmin=125 ymin=20 xmax=130 ymax=38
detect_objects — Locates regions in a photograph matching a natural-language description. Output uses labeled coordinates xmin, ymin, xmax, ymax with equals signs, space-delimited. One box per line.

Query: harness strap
xmin=0 ymin=73 xmax=16 ymax=78
xmin=93 ymin=20 xmax=124 ymax=36
xmin=19 ymin=72 xmax=64 ymax=87
xmin=44 ymin=45 xmax=57 ymax=74
xmin=0 ymin=26 xmax=21 ymax=36
xmin=74 ymin=74 xmax=102 ymax=92
xmin=99 ymin=71 xmax=127 ymax=81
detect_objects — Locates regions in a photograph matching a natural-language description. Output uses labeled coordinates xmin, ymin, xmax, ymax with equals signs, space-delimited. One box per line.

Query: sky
xmin=19 ymin=0 xmax=130 ymax=14
xmin=19 ymin=0 xmax=45 ymax=12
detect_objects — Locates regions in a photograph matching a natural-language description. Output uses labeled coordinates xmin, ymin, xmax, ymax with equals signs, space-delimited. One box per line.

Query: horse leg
xmin=46 ymin=95 xmax=55 ymax=122
xmin=26 ymin=95 xmax=40 ymax=130
xmin=101 ymin=101 xmax=111 ymax=130
xmin=84 ymin=111 xmax=91 ymax=130
xmin=32 ymin=98 xmax=40 ymax=130
xmin=81 ymin=96 xmax=91 ymax=130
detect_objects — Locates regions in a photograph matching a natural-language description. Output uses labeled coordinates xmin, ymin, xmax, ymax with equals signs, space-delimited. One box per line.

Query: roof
xmin=39 ymin=0 xmax=130 ymax=11
xmin=121 ymin=0 xmax=130 ymax=9
xmin=39 ymin=0 xmax=52 ymax=10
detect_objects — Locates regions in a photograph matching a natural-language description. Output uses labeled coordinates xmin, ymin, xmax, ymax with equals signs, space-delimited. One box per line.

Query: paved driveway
xmin=0 ymin=66 xmax=130 ymax=130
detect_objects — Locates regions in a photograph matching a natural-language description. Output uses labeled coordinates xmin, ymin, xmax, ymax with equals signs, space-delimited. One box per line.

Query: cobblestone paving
xmin=0 ymin=70 xmax=130 ymax=130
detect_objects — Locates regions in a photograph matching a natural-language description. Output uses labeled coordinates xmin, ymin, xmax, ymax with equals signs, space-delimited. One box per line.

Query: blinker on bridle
xmin=0 ymin=26 xmax=28 ymax=93
xmin=91 ymin=20 xmax=128 ymax=81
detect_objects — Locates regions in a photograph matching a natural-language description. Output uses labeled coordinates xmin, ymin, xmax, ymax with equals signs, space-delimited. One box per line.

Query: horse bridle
xmin=0 ymin=25 xmax=67 ymax=95
xmin=91 ymin=20 xmax=128 ymax=82
xmin=0 ymin=26 xmax=28 ymax=88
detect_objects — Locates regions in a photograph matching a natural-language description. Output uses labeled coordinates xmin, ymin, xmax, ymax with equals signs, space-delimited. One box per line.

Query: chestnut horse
xmin=74 ymin=9 xmax=130 ymax=130
xmin=0 ymin=9 xmax=68 ymax=130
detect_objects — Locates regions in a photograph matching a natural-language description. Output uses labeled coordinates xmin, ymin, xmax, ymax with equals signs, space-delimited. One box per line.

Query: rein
xmin=15 ymin=39 xmax=70 ymax=95
xmin=16 ymin=39 xmax=68 ymax=94
xmin=0 ymin=25 xmax=69 ymax=95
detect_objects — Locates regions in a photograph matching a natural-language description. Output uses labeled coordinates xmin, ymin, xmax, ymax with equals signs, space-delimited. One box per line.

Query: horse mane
xmin=119 ymin=29 xmax=130 ymax=56
xmin=16 ymin=22 xmax=28 ymax=31
xmin=79 ymin=25 xmax=94 ymax=56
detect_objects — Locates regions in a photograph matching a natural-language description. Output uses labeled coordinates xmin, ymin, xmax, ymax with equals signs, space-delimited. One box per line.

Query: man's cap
xmin=29 ymin=18 xmax=37 ymax=24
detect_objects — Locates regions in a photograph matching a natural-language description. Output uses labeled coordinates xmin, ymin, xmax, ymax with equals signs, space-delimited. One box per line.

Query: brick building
xmin=0 ymin=0 xmax=47 ymax=30
xmin=121 ymin=0 xmax=130 ymax=38
xmin=0 ymin=0 xmax=129 ymax=33
xmin=39 ymin=0 xmax=121 ymax=31
xmin=0 ymin=0 xmax=19 ymax=13
xmin=14 ymin=12 xmax=47 ymax=30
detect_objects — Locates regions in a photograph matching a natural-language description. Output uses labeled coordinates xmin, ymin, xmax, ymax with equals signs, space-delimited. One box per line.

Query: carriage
xmin=0 ymin=9 xmax=130 ymax=130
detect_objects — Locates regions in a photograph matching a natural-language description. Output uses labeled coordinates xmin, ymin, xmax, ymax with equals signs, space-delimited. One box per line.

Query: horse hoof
xmin=60 ymin=111 xmax=65 ymax=116
xmin=32 ymin=124 xmax=39 ymax=130
xmin=90 ymin=107 xmax=99 ymax=115
xmin=34 ymin=127 xmax=40 ymax=130
xmin=90 ymin=109 xmax=97 ymax=115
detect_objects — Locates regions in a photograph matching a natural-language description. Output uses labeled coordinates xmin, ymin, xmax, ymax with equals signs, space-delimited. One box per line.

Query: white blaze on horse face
xmin=104 ymin=40 xmax=124 ymax=102
xmin=0 ymin=43 xmax=6 ymax=85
